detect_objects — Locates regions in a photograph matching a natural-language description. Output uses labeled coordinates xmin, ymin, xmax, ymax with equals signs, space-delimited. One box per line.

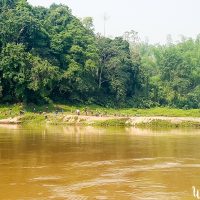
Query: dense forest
xmin=0 ymin=0 xmax=199 ymax=108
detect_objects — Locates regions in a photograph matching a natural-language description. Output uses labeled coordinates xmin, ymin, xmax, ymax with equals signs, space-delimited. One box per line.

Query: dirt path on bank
xmin=62 ymin=115 xmax=200 ymax=126
xmin=0 ymin=114 xmax=200 ymax=126
xmin=127 ymin=116 xmax=200 ymax=125
xmin=0 ymin=117 xmax=21 ymax=124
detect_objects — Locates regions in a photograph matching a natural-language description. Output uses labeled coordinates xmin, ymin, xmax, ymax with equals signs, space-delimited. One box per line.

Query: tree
xmin=81 ymin=17 xmax=94 ymax=32
xmin=0 ymin=43 xmax=59 ymax=103
xmin=0 ymin=0 xmax=199 ymax=108
xmin=97 ymin=36 xmax=139 ymax=104
xmin=0 ymin=1 xmax=50 ymax=52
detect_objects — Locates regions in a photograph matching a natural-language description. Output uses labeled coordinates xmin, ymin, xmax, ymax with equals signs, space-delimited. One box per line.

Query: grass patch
xmin=93 ymin=118 xmax=129 ymax=127
xmin=136 ymin=119 xmax=200 ymax=128
xmin=55 ymin=105 xmax=200 ymax=118
xmin=0 ymin=104 xmax=199 ymax=118
xmin=0 ymin=104 xmax=22 ymax=119
xmin=20 ymin=113 xmax=46 ymax=124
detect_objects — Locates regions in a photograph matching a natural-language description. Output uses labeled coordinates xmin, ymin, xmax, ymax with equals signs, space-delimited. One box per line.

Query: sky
xmin=27 ymin=0 xmax=200 ymax=44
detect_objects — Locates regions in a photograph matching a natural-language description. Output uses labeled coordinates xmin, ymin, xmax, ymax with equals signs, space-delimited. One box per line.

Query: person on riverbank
xmin=84 ymin=107 xmax=88 ymax=116
xmin=76 ymin=109 xmax=80 ymax=116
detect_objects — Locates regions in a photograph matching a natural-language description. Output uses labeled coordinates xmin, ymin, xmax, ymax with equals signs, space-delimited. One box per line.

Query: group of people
xmin=18 ymin=106 xmax=107 ymax=117
xmin=75 ymin=108 xmax=107 ymax=117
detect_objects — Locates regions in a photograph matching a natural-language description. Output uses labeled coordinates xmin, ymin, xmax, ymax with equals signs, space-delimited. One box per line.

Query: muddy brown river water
xmin=0 ymin=125 xmax=199 ymax=199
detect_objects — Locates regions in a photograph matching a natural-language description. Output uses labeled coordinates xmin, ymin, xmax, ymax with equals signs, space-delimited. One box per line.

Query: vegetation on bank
xmin=0 ymin=0 xmax=199 ymax=109
xmin=136 ymin=120 xmax=200 ymax=129
xmin=0 ymin=104 xmax=200 ymax=119
xmin=0 ymin=104 xmax=200 ymax=128
xmin=92 ymin=118 xmax=130 ymax=127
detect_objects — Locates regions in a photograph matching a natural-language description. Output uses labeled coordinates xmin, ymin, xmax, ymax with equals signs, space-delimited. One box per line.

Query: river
xmin=0 ymin=125 xmax=199 ymax=199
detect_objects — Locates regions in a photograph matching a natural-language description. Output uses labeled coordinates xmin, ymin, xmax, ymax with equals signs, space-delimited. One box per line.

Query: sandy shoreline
xmin=0 ymin=115 xmax=200 ymax=127
xmin=0 ymin=117 xmax=22 ymax=124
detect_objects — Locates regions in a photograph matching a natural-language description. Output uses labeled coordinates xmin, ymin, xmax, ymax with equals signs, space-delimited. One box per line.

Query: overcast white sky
xmin=27 ymin=0 xmax=200 ymax=44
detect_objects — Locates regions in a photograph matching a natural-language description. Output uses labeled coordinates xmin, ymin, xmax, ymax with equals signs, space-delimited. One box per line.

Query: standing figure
xmin=84 ymin=107 xmax=88 ymax=116
xmin=76 ymin=109 xmax=80 ymax=116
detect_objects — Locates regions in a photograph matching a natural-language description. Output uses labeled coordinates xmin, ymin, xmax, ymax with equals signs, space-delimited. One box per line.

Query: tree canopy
xmin=0 ymin=0 xmax=199 ymax=108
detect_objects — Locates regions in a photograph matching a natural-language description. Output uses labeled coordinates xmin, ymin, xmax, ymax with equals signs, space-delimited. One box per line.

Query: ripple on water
xmin=43 ymin=157 xmax=200 ymax=199
xmin=31 ymin=176 xmax=62 ymax=181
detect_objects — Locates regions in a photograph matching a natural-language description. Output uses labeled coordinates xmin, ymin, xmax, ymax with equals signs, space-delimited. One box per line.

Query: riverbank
xmin=0 ymin=113 xmax=200 ymax=128
xmin=51 ymin=115 xmax=200 ymax=128
xmin=0 ymin=104 xmax=199 ymax=128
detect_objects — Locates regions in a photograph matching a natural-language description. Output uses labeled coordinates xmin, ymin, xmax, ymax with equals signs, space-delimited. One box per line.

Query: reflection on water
xmin=0 ymin=125 xmax=200 ymax=199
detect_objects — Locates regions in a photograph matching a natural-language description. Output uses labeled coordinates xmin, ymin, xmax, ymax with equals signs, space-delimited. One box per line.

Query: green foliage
xmin=93 ymin=118 xmax=129 ymax=127
xmin=138 ymin=39 xmax=200 ymax=108
xmin=0 ymin=1 xmax=49 ymax=51
xmin=81 ymin=17 xmax=94 ymax=32
xmin=20 ymin=113 xmax=45 ymax=124
xmin=0 ymin=43 xmax=31 ymax=101
xmin=0 ymin=43 xmax=59 ymax=103
xmin=97 ymin=37 xmax=138 ymax=104
xmin=136 ymin=119 xmax=200 ymax=129
xmin=0 ymin=1 xmax=199 ymax=109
